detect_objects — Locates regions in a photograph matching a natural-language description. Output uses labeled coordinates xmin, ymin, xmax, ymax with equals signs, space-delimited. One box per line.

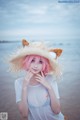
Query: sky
xmin=0 ymin=0 xmax=80 ymax=41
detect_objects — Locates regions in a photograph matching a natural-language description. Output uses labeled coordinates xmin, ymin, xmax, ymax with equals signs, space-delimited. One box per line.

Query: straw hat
xmin=9 ymin=39 xmax=63 ymax=76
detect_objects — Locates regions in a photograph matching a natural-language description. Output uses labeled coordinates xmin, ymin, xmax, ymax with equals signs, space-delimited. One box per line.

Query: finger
xmin=35 ymin=76 xmax=42 ymax=80
xmin=28 ymin=73 xmax=33 ymax=80
xmin=27 ymin=70 xmax=32 ymax=75
xmin=41 ymin=71 xmax=44 ymax=77
xmin=36 ymin=78 xmax=42 ymax=81
xmin=25 ymin=72 xmax=33 ymax=81
xmin=26 ymin=70 xmax=30 ymax=74
xmin=29 ymin=71 xmax=33 ymax=76
xmin=25 ymin=72 xmax=30 ymax=79
xmin=35 ymin=79 xmax=41 ymax=83
xmin=28 ymin=71 xmax=33 ymax=77
xmin=36 ymin=76 xmax=42 ymax=80
xmin=36 ymin=74 xmax=42 ymax=78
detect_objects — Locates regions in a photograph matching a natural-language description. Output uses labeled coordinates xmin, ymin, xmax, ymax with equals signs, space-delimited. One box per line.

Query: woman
xmin=9 ymin=39 xmax=64 ymax=120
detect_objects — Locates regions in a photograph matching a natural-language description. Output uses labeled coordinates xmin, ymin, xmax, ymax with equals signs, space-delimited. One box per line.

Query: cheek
xmin=42 ymin=63 xmax=45 ymax=71
xmin=28 ymin=63 xmax=33 ymax=70
xmin=39 ymin=64 xmax=43 ymax=70
xmin=30 ymin=63 xmax=34 ymax=67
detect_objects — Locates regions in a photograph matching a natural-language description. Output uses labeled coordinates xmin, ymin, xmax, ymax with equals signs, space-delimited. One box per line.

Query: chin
xmin=33 ymin=72 xmax=39 ymax=74
xmin=31 ymin=70 xmax=40 ymax=74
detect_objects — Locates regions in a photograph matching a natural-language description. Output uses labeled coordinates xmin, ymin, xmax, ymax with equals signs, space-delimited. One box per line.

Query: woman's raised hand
xmin=23 ymin=71 xmax=33 ymax=88
xmin=35 ymin=71 xmax=51 ymax=90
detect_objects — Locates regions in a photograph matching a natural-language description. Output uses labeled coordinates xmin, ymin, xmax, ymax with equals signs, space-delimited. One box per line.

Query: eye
xmin=39 ymin=60 xmax=43 ymax=64
xmin=31 ymin=59 xmax=35 ymax=62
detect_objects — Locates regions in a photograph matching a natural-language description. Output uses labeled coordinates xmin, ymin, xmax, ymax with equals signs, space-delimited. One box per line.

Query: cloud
xmin=0 ymin=1 xmax=80 ymax=23
xmin=18 ymin=4 xmax=48 ymax=15
xmin=0 ymin=0 xmax=80 ymax=40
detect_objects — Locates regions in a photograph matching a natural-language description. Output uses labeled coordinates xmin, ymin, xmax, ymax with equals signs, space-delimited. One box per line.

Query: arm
xmin=17 ymin=71 xmax=33 ymax=120
xmin=17 ymin=82 xmax=28 ymax=120
xmin=35 ymin=72 xmax=61 ymax=114
xmin=48 ymin=87 xmax=61 ymax=114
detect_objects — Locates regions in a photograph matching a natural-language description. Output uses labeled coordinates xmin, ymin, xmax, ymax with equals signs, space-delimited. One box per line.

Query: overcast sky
xmin=0 ymin=0 xmax=80 ymax=41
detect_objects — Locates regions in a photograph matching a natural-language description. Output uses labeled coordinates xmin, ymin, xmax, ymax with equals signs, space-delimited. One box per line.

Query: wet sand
xmin=59 ymin=60 xmax=80 ymax=120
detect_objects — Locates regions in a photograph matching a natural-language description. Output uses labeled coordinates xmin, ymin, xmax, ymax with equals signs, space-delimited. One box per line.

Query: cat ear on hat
xmin=49 ymin=48 xmax=63 ymax=59
xmin=22 ymin=39 xmax=29 ymax=47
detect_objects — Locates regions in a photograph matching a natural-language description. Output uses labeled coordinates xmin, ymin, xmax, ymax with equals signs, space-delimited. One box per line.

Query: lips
xmin=32 ymin=68 xmax=38 ymax=71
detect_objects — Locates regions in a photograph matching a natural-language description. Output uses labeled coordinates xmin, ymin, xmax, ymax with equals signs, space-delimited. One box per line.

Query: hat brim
xmin=9 ymin=46 xmax=60 ymax=76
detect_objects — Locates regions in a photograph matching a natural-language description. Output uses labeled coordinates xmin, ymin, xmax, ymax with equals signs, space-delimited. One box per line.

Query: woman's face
xmin=29 ymin=57 xmax=43 ymax=74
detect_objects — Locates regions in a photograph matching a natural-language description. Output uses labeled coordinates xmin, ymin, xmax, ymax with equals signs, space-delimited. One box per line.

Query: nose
xmin=34 ymin=64 xmax=38 ymax=68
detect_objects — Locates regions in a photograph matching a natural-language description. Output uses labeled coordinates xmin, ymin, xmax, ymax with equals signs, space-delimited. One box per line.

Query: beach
xmin=0 ymin=39 xmax=80 ymax=120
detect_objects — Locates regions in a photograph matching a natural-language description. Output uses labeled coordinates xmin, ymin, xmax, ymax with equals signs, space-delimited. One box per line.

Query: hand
xmin=23 ymin=71 xmax=33 ymax=88
xmin=35 ymin=71 xmax=51 ymax=90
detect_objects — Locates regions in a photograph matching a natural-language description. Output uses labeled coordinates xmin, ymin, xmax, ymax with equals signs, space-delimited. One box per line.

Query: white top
xmin=15 ymin=75 xmax=64 ymax=120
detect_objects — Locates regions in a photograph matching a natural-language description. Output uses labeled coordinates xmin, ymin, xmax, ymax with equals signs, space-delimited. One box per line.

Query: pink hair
xmin=22 ymin=55 xmax=51 ymax=75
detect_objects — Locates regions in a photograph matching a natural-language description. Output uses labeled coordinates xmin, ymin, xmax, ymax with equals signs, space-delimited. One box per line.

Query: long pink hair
xmin=22 ymin=55 xmax=51 ymax=75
